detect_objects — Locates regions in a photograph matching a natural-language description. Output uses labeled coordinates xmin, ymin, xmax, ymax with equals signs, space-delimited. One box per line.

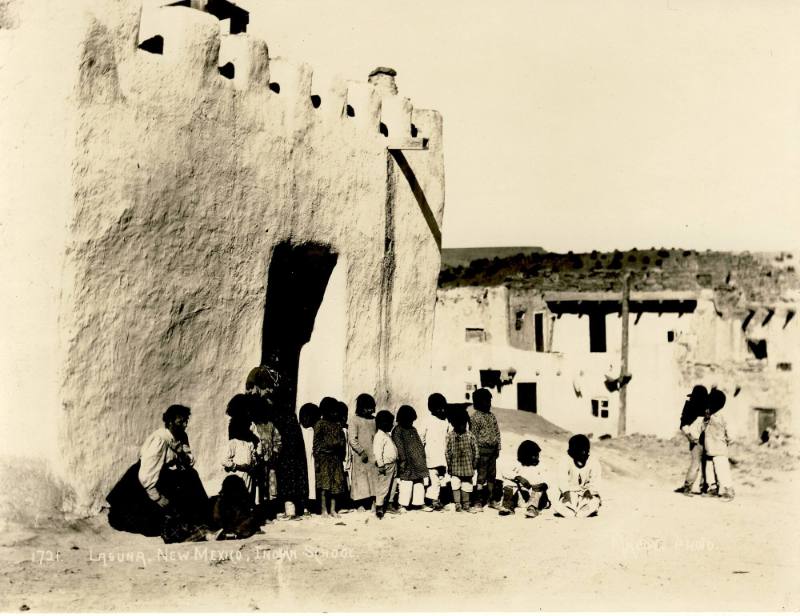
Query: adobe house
xmin=433 ymin=249 xmax=799 ymax=440
xmin=0 ymin=0 xmax=444 ymax=512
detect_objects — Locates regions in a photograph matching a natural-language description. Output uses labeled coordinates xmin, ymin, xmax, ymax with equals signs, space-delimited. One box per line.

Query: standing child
xmin=373 ymin=410 xmax=398 ymax=519
xmin=249 ymin=394 xmax=282 ymax=521
xmin=554 ymin=434 xmax=602 ymax=518
xmin=419 ymin=393 xmax=451 ymax=510
xmin=499 ymin=440 xmax=550 ymax=518
xmin=469 ymin=388 xmax=502 ymax=510
xmin=298 ymin=403 xmax=320 ymax=515
xmin=223 ymin=396 xmax=259 ymax=495
xmin=705 ymin=388 xmax=734 ymax=501
xmin=348 ymin=393 xmax=378 ymax=511
xmin=313 ymin=397 xmax=347 ymax=518
xmin=676 ymin=386 xmax=708 ymax=495
xmin=392 ymin=405 xmax=430 ymax=512
xmin=446 ymin=406 xmax=479 ymax=513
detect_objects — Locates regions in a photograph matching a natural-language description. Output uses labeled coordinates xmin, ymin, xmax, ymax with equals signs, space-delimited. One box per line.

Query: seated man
xmin=554 ymin=434 xmax=601 ymax=518
xmin=499 ymin=440 xmax=550 ymax=518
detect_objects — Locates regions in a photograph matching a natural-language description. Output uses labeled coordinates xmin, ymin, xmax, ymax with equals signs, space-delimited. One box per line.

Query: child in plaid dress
xmin=446 ymin=407 xmax=479 ymax=513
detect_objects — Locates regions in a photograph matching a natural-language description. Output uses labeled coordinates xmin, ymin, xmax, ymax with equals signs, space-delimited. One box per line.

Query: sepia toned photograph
xmin=0 ymin=0 xmax=798 ymax=612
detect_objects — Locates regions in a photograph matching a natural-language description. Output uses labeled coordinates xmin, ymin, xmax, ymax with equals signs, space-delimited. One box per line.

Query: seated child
xmin=373 ymin=410 xmax=398 ymax=519
xmin=554 ymin=434 xmax=602 ymax=518
xmin=445 ymin=407 xmax=479 ymax=513
xmin=499 ymin=440 xmax=550 ymax=518
xmin=210 ymin=475 xmax=261 ymax=540
xmin=704 ymin=388 xmax=734 ymax=501
xmin=392 ymin=405 xmax=430 ymax=512
xmin=223 ymin=398 xmax=259 ymax=495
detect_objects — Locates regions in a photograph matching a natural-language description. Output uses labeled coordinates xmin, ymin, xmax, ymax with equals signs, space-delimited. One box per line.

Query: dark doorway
xmin=754 ymin=407 xmax=777 ymax=439
xmin=534 ymin=313 xmax=545 ymax=352
xmin=517 ymin=382 xmax=537 ymax=413
xmin=589 ymin=312 xmax=607 ymax=353
xmin=261 ymin=241 xmax=338 ymax=413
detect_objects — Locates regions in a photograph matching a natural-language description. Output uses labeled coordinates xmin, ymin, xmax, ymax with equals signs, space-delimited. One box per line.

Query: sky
xmin=241 ymin=0 xmax=800 ymax=253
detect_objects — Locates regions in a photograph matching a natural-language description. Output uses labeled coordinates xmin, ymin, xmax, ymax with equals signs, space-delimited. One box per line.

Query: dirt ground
xmin=2 ymin=410 xmax=799 ymax=612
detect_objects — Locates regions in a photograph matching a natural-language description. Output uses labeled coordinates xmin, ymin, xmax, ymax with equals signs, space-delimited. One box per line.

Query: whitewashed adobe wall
xmin=0 ymin=0 xmax=444 ymax=513
xmin=433 ymin=286 xmax=798 ymax=440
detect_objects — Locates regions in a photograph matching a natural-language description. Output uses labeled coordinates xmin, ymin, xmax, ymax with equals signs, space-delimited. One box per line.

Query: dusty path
xmin=2 ymin=470 xmax=798 ymax=612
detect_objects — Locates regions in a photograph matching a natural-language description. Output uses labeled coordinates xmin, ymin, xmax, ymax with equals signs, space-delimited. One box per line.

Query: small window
xmin=746 ymin=339 xmax=768 ymax=360
xmin=515 ymin=310 xmax=525 ymax=331
xmin=777 ymin=362 xmax=792 ymax=372
xmin=667 ymin=330 xmax=675 ymax=343
xmin=591 ymin=398 xmax=609 ymax=418
xmin=696 ymin=273 xmax=712 ymax=286
xmin=465 ymin=328 xmax=486 ymax=343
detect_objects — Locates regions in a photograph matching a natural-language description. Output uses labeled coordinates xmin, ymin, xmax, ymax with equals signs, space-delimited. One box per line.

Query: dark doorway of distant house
xmin=534 ymin=313 xmax=545 ymax=352
xmin=517 ymin=382 xmax=537 ymax=413
xmin=754 ymin=407 xmax=777 ymax=440
xmin=589 ymin=312 xmax=607 ymax=353
xmin=261 ymin=241 xmax=338 ymax=413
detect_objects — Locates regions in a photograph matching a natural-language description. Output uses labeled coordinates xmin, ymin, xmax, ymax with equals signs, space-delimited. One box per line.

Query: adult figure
xmin=245 ymin=365 xmax=309 ymax=519
xmin=107 ymin=404 xmax=210 ymax=542
xmin=675 ymin=385 xmax=708 ymax=495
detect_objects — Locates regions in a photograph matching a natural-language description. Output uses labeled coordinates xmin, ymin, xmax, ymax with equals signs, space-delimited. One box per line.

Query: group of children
xmin=217 ymin=386 xmax=604 ymax=534
xmin=677 ymin=385 xmax=734 ymax=501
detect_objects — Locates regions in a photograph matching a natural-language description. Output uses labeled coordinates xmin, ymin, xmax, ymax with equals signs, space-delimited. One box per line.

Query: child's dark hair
xmin=319 ymin=396 xmax=338 ymax=421
xmin=356 ymin=393 xmax=376 ymax=414
xmin=298 ymin=402 xmax=320 ymax=429
xmin=335 ymin=400 xmax=349 ymax=426
xmin=226 ymin=394 xmax=251 ymax=421
xmin=472 ymin=388 xmax=492 ymax=410
xmin=449 ymin=406 xmax=470 ymax=434
xmin=375 ymin=410 xmax=394 ymax=432
xmin=708 ymin=388 xmax=726 ymax=414
xmin=396 ymin=405 xmax=417 ymax=428
xmin=568 ymin=434 xmax=591 ymax=455
xmin=428 ymin=393 xmax=447 ymax=412
xmin=517 ymin=440 xmax=541 ymax=463
xmin=228 ymin=413 xmax=253 ymax=441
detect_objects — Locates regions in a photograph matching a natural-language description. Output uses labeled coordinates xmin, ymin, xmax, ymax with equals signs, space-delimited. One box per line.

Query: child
xmin=336 ymin=400 xmax=353 ymax=512
xmin=223 ymin=396 xmax=259 ymax=495
xmin=676 ymin=386 xmax=708 ymax=495
xmin=250 ymin=395 xmax=282 ymax=520
xmin=348 ymin=393 xmax=378 ymax=511
xmin=298 ymin=403 xmax=320 ymax=515
xmin=704 ymin=388 xmax=734 ymax=501
xmin=446 ymin=406 xmax=479 ymax=513
xmin=392 ymin=405 xmax=430 ymax=512
xmin=313 ymin=397 xmax=347 ymax=518
xmin=469 ymin=388 xmax=502 ymax=509
xmin=554 ymin=434 xmax=601 ymax=518
xmin=499 ymin=440 xmax=550 ymax=518
xmin=210 ymin=475 xmax=261 ymax=540
xmin=419 ymin=393 xmax=451 ymax=510
xmin=373 ymin=410 xmax=398 ymax=519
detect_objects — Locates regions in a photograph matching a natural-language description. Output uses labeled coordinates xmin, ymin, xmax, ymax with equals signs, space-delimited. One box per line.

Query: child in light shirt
xmin=554 ymin=434 xmax=602 ymax=518
xmin=419 ymin=393 xmax=451 ymax=510
xmin=499 ymin=440 xmax=550 ymax=518
xmin=373 ymin=410 xmax=398 ymax=519
xmin=704 ymin=388 xmax=734 ymax=501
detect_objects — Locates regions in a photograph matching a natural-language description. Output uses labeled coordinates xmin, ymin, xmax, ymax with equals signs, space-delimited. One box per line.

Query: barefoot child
xmin=373 ymin=410 xmax=398 ymax=519
xmin=446 ymin=407 xmax=479 ymax=513
xmin=499 ymin=440 xmax=550 ymax=518
xmin=313 ymin=397 xmax=347 ymax=518
xmin=392 ymin=405 xmax=430 ymax=511
xmin=554 ymin=434 xmax=602 ymax=518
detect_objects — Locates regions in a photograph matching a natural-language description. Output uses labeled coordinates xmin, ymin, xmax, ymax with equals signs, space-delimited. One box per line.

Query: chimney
xmin=368 ymin=66 xmax=398 ymax=96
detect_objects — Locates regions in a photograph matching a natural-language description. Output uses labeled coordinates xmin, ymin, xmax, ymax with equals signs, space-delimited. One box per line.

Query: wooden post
xmin=618 ymin=272 xmax=631 ymax=436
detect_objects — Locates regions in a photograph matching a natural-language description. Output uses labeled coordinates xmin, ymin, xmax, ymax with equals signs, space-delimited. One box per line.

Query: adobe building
xmin=0 ymin=0 xmax=444 ymax=512
xmin=434 ymin=249 xmax=799 ymax=441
